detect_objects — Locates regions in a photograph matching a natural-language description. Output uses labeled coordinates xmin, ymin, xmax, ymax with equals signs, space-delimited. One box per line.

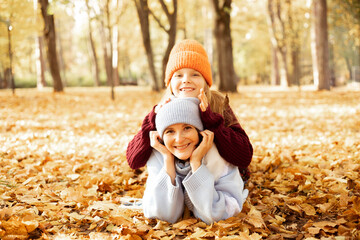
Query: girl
xmin=142 ymin=97 xmax=248 ymax=224
xmin=127 ymin=39 xmax=253 ymax=181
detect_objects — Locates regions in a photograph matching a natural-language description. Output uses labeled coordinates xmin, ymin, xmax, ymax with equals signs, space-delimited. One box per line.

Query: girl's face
xmin=163 ymin=123 xmax=199 ymax=160
xmin=170 ymin=68 xmax=206 ymax=98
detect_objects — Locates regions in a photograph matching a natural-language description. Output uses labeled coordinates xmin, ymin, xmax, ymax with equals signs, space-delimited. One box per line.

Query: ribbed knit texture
xmin=155 ymin=97 xmax=204 ymax=137
xmin=165 ymin=39 xmax=212 ymax=87
xmin=126 ymin=102 xmax=253 ymax=182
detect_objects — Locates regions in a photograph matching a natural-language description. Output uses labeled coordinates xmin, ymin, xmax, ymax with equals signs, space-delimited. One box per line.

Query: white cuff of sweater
xmin=182 ymin=164 xmax=213 ymax=193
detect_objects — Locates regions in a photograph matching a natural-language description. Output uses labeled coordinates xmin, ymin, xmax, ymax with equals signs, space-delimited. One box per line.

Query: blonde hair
xmin=161 ymin=84 xmax=237 ymax=128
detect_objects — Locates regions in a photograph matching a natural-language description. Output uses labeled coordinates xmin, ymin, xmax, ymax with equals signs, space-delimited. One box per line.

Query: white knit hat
xmin=155 ymin=97 xmax=204 ymax=137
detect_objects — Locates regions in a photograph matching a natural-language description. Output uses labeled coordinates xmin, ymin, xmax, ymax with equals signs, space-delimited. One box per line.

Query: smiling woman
xmin=142 ymin=97 xmax=249 ymax=225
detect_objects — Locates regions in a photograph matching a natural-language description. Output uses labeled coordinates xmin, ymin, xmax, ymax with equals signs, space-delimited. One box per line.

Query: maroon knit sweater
xmin=126 ymin=104 xmax=253 ymax=180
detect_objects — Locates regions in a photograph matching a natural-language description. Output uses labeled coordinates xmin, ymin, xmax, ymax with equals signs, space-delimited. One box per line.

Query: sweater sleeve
xmin=183 ymin=164 xmax=248 ymax=224
xmin=142 ymin=151 xmax=184 ymax=223
xmin=200 ymin=105 xmax=253 ymax=170
xmin=126 ymin=106 xmax=157 ymax=169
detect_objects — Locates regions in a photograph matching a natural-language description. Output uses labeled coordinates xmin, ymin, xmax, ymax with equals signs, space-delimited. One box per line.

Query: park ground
xmin=0 ymin=86 xmax=359 ymax=239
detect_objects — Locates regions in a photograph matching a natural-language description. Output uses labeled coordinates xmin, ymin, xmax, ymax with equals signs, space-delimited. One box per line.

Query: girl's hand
xmin=190 ymin=130 xmax=214 ymax=172
xmin=198 ymin=88 xmax=208 ymax=112
xmin=155 ymin=97 xmax=172 ymax=113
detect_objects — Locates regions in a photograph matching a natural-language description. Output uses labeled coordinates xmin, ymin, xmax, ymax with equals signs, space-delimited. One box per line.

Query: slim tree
xmin=149 ymin=0 xmax=177 ymax=88
xmin=85 ymin=0 xmax=100 ymax=87
xmin=267 ymin=0 xmax=291 ymax=87
xmin=134 ymin=0 xmax=159 ymax=91
xmin=311 ymin=0 xmax=330 ymax=90
xmin=211 ymin=0 xmax=238 ymax=92
xmin=39 ymin=0 xmax=63 ymax=92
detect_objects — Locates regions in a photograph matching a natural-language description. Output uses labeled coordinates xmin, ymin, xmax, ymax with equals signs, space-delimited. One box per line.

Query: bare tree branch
xmin=148 ymin=8 xmax=168 ymax=32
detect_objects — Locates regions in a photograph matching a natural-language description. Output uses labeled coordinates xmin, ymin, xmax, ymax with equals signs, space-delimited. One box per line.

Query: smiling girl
xmin=142 ymin=97 xmax=248 ymax=224
xmin=127 ymin=39 xmax=253 ymax=182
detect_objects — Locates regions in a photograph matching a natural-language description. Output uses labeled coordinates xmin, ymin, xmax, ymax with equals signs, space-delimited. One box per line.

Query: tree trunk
xmin=112 ymin=25 xmax=120 ymax=86
xmin=39 ymin=0 xmax=63 ymax=92
xmin=312 ymin=0 xmax=330 ymax=90
xmin=151 ymin=0 xmax=177 ymax=89
xmin=134 ymin=0 xmax=159 ymax=91
xmin=56 ymin=18 xmax=66 ymax=87
xmin=36 ymin=36 xmax=46 ymax=89
xmin=85 ymin=0 xmax=101 ymax=87
xmin=291 ymin=48 xmax=301 ymax=86
xmin=7 ymin=21 xmax=15 ymax=94
xmin=0 ymin=67 xmax=3 ymax=89
xmin=267 ymin=0 xmax=291 ymax=87
xmin=271 ymin=45 xmax=280 ymax=85
xmin=212 ymin=0 xmax=238 ymax=92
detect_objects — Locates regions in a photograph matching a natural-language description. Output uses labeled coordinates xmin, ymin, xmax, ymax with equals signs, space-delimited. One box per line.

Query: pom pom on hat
xmin=155 ymin=97 xmax=204 ymax=138
xmin=165 ymin=39 xmax=212 ymax=87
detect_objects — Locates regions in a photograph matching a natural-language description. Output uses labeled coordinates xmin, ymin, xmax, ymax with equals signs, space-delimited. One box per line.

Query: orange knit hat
xmin=165 ymin=39 xmax=212 ymax=87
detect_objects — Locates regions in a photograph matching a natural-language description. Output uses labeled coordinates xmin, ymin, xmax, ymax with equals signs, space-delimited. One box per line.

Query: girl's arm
xmin=183 ymin=164 xmax=248 ymax=224
xmin=126 ymin=107 xmax=156 ymax=169
xmin=142 ymin=150 xmax=184 ymax=223
xmin=200 ymin=105 xmax=253 ymax=170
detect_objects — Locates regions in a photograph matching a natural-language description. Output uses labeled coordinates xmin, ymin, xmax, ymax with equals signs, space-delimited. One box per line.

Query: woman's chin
xmin=174 ymin=153 xmax=191 ymax=161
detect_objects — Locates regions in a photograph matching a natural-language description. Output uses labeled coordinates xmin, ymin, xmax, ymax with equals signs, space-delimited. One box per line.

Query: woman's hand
xmin=190 ymin=130 xmax=214 ymax=172
xmin=198 ymin=88 xmax=209 ymax=112
xmin=154 ymin=97 xmax=172 ymax=113
xmin=150 ymin=131 xmax=176 ymax=184
xmin=150 ymin=131 xmax=172 ymax=158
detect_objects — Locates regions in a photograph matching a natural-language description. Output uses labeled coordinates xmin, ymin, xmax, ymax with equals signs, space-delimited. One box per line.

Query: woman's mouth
xmin=174 ymin=143 xmax=190 ymax=150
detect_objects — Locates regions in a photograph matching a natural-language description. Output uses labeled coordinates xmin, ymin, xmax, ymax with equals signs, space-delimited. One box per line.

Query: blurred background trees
xmin=0 ymin=0 xmax=359 ymax=92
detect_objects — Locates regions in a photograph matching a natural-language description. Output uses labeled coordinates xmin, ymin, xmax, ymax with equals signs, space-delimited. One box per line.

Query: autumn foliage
xmin=0 ymin=87 xmax=359 ymax=239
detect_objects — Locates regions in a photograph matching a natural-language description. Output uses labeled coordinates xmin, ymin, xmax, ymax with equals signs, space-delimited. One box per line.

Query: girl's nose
xmin=182 ymin=74 xmax=190 ymax=83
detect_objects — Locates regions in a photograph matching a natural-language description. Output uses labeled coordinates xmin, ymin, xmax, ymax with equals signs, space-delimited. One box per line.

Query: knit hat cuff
xmin=155 ymin=98 xmax=204 ymax=138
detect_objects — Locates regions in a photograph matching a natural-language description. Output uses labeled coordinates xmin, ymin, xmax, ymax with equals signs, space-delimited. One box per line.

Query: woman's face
xmin=170 ymin=68 xmax=206 ymax=98
xmin=163 ymin=123 xmax=199 ymax=160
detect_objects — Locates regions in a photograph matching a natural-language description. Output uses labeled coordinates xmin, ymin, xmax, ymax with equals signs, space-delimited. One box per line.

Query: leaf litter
xmin=0 ymin=87 xmax=359 ymax=239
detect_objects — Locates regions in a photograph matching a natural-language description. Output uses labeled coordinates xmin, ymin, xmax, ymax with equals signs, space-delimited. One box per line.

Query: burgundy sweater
xmin=126 ymin=104 xmax=253 ymax=181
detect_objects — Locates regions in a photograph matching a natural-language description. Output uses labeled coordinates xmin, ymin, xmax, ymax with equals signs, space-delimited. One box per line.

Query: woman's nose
xmin=174 ymin=132 xmax=184 ymax=142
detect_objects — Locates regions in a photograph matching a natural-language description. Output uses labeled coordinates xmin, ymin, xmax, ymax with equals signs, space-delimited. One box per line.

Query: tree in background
xmin=134 ymin=0 xmax=159 ymax=91
xmin=267 ymin=0 xmax=291 ymax=87
xmin=85 ymin=0 xmax=100 ymax=87
xmin=311 ymin=0 xmax=330 ymax=90
xmin=211 ymin=0 xmax=238 ymax=92
xmin=39 ymin=0 xmax=64 ymax=92
xmin=149 ymin=0 xmax=177 ymax=88
xmin=329 ymin=0 xmax=360 ymax=83
xmin=1 ymin=0 xmax=41 ymax=90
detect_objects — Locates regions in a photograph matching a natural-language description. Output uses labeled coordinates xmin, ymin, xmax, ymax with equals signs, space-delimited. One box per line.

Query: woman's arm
xmin=183 ymin=164 xmax=248 ymax=224
xmin=200 ymin=105 xmax=253 ymax=170
xmin=142 ymin=151 xmax=184 ymax=223
xmin=126 ymin=107 xmax=156 ymax=169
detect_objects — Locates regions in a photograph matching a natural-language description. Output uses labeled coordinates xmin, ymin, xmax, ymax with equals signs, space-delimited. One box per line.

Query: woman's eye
xmin=184 ymin=126 xmax=193 ymax=130
xmin=164 ymin=130 xmax=174 ymax=134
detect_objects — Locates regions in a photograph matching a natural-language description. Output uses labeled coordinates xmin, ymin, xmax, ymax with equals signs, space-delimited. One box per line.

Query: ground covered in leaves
xmin=0 ymin=87 xmax=359 ymax=240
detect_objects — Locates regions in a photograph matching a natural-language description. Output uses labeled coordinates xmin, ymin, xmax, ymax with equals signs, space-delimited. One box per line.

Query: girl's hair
xmin=161 ymin=84 xmax=238 ymax=128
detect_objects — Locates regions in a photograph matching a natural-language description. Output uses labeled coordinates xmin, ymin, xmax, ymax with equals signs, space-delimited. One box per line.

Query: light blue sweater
xmin=142 ymin=145 xmax=248 ymax=224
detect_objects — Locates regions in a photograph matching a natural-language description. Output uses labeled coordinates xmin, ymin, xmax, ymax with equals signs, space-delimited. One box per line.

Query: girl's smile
xmin=170 ymin=68 xmax=206 ymax=98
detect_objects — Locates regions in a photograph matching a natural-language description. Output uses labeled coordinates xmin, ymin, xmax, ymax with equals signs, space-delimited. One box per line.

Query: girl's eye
xmin=174 ymin=73 xmax=182 ymax=78
xmin=193 ymin=73 xmax=200 ymax=77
